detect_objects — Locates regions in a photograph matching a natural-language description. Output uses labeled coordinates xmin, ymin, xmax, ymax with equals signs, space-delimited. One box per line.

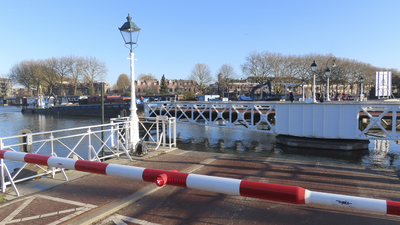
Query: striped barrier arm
xmin=0 ymin=149 xmax=399 ymax=216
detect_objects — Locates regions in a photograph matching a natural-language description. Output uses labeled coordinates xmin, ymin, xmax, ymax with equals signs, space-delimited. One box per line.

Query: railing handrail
xmin=0 ymin=116 xmax=177 ymax=196
xmin=145 ymin=101 xmax=400 ymax=140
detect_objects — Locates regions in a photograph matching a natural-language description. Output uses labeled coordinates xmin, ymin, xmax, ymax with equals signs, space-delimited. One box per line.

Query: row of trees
xmin=9 ymin=55 xmax=108 ymax=95
xmin=189 ymin=63 xmax=238 ymax=94
xmin=189 ymin=52 xmax=400 ymax=95
xmin=10 ymin=51 xmax=399 ymax=98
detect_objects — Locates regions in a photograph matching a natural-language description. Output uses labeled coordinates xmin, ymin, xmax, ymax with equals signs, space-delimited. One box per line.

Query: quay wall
xmin=21 ymin=104 xmax=144 ymax=117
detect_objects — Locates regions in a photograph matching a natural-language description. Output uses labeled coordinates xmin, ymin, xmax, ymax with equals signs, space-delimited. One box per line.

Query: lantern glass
xmin=325 ymin=68 xmax=331 ymax=76
xmin=119 ymin=14 xmax=141 ymax=46
xmin=311 ymin=61 xmax=317 ymax=72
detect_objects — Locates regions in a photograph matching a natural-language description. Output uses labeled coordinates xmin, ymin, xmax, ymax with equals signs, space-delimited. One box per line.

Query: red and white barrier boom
xmin=1 ymin=149 xmax=400 ymax=216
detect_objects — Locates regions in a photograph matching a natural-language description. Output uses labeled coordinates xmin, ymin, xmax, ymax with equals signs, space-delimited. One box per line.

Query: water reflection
xmin=176 ymin=123 xmax=276 ymax=157
xmin=0 ymin=106 xmax=103 ymax=172
xmin=364 ymin=140 xmax=400 ymax=169
xmin=276 ymin=143 xmax=370 ymax=165
xmin=176 ymin=123 xmax=400 ymax=169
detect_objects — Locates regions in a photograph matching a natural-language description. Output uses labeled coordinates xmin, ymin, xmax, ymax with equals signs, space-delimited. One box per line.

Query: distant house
xmin=135 ymin=79 xmax=197 ymax=95
xmin=0 ymin=78 xmax=12 ymax=97
xmin=12 ymin=88 xmax=29 ymax=97
xmin=52 ymin=82 xmax=111 ymax=96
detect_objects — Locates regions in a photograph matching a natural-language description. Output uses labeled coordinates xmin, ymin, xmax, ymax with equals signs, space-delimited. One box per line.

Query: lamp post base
xmin=305 ymin=98 xmax=318 ymax=103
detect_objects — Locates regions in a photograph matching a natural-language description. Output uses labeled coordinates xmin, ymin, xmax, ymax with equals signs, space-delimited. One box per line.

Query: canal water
xmin=1 ymin=106 xmax=400 ymax=172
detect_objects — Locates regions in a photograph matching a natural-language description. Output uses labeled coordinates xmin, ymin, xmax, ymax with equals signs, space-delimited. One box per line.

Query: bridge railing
xmin=110 ymin=116 xmax=176 ymax=149
xmin=145 ymin=101 xmax=276 ymax=133
xmin=145 ymin=101 xmax=400 ymax=140
xmin=0 ymin=116 xmax=176 ymax=195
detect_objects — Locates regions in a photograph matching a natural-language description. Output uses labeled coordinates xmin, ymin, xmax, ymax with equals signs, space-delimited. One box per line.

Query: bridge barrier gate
xmin=0 ymin=149 xmax=399 ymax=216
xmin=0 ymin=117 xmax=176 ymax=195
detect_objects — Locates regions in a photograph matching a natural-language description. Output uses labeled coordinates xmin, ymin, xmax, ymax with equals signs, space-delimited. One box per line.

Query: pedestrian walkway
xmin=1 ymin=148 xmax=400 ymax=225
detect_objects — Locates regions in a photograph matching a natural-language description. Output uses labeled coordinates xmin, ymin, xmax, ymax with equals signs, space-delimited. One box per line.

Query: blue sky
xmin=1 ymin=0 xmax=399 ymax=87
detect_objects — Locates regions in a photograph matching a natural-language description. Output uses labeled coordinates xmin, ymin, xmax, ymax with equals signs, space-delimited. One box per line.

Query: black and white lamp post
xmin=119 ymin=14 xmax=141 ymax=149
xmin=325 ymin=68 xmax=331 ymax=101
xmin=360 ymin=77 xmax=364 ymax=101
xmin=325 ymin=60 xmax=336 ymax=102
xmin=302 ymin=79 xmax=305 ymax=101
xmin=310 ymin=61 xmax=317 ymax=103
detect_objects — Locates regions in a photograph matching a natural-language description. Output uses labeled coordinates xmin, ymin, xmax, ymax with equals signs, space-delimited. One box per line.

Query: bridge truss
xmin=145 ymin=101 xmax=400 ymax=140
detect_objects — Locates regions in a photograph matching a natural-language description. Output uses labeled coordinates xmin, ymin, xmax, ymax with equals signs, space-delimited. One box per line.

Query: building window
xmin=138 ymin=88 xmax=140 ymax=93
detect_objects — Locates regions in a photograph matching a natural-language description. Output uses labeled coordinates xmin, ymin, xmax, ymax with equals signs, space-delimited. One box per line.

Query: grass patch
xmin=0 ymin=194 xmax=6 ymax=204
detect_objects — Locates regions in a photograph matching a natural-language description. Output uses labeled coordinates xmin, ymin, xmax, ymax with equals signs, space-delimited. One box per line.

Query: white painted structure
xmin=145 ymin=100 xmax=400 ymax=140
xmin=0 ymin=117 xmax=176 ymax=195
xmin=376 ymin=71 xmax=392 ymax=98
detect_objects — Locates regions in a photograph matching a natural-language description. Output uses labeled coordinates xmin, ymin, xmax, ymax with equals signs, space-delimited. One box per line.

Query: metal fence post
xmin=50 ymin=133 xmax=55 ymax=178
xmin=162 ymin=120 xmax=166 ymax=147
xmin=1 ymin=159 xmax=4 ymax=193
xmin=110 ymin=120 xmax=115 ymax=149
xmin=88 ymin=127 xmax=92 ymax=160
xmin=156 ymin=116 xmax=160 ymax=145
xmin=168 ymin=118 xmax=172 ymax=148
xmin=125 ymin=124 xmax=129 ymax=153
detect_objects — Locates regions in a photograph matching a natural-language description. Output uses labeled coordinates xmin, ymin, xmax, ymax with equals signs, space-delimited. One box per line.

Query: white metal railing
xmin=110 ymin=116 xmax=176 ymax=150
xmin=146 ymin=102 xmax=276 ymax=133
xmin=0 ymin=116 xmax=176 ymax=195
xmin=145 ymin=101 xmax=400 ymax=140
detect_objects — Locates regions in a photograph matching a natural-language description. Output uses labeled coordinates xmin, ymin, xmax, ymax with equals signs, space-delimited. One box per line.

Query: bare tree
xmin=81 ymin=56 xmax=108 ymax=95
xmin=115 ymin=73 xmax=130 ymax=94
xmin=137 ymin=73 xmax=156 ymax=81
xmin=68 ymin=56 xmax=85 ymax=95
xmin=189 ymin=63 xmax=213 ymax=94
xmin=9 ymin=61 xmax=34 ymax=92
xmin=241 ymin=51 xmax=273 ymax=84
xmin=36 ymin=59 xmax=60 ymax=95
xmin=51 ymin=56 xmax=73 ymax=95
xmin=9 ymin=60 xmax=47 ymax=95
xmin=217 ymin=63 xmax=237 ymax=95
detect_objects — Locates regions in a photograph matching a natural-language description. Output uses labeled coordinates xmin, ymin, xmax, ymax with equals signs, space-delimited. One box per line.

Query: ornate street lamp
xmin=360 ymin=76 xmax=364 ymax=101
xmin=310 ymin=61 xmax=317 ymax=103
xmin=325 ymin=68 xmax=331 ymax=101
xmin=302 ymin=79 xmax=305 ymax=101
xmin=325 ymin=59 xmax=336 ymax=102
xmin=119 ymin=14 xmax=141 ymax=149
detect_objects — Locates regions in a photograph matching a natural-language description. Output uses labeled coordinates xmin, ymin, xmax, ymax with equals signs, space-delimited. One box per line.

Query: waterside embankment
xmin=21 ymin=103 xmax=144 ymax=117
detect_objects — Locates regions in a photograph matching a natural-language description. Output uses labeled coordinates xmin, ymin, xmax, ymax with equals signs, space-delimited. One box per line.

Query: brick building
xmin=135 ymin=79 xmax=197 ymax=95
xmin=208 ymin=78 xmax=259 ymax=99
xmin=0 ymin=78 xmax=12 ymax=97
xmin=12 ymin=88 xmax=30 ymax=97
xmin=52 ymin=82 xmax=111 ymax=96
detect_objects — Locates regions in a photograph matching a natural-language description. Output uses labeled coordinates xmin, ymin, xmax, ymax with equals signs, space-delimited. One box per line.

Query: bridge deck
xmin=146 ymin=101 xmax=400 ymax=140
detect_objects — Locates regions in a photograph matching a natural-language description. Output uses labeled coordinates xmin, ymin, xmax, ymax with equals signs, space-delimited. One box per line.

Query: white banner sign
xmin=375 ymin=71 xmax=392 ymax=97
